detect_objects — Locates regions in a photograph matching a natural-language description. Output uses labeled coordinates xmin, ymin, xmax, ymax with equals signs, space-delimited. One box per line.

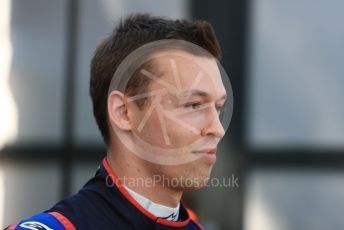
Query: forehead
xmin=144 ymin=50 xmax=226 ymax=98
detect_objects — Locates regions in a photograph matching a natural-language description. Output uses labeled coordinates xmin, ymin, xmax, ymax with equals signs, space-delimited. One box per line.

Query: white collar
xmin=123 ymin=185 xmax=180 ymax=221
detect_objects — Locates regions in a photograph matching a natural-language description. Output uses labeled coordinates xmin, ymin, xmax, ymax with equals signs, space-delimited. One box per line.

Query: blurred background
xmin=1 ymin=0 xmax=344 ymax=229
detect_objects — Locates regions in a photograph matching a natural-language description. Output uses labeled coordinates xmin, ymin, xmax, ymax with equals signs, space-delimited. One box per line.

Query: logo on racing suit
xmin=161 ymin=212 xmax=178 ymax=220
xmin=19 ymin=221 xmax=53 ymax=230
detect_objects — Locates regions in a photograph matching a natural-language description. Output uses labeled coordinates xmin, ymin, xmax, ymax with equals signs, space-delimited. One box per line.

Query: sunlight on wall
xmin=0 ymin=0 xmax=16 ymax=227
xmin=244 ymin=172 xmax=288 ymax=230
xmin=0 ymin=0 xmax=17 ymax=150
xmin=244 ymin=193 xmax=285 ymax=230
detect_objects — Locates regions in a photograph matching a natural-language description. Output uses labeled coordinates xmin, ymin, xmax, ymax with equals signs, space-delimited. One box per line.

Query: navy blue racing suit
xmin=5 ymin=158 xmax=205 ymax=230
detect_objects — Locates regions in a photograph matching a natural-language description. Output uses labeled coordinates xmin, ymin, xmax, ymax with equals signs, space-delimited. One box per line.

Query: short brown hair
xmin=90 ymin=13 xmax=221 ymax=145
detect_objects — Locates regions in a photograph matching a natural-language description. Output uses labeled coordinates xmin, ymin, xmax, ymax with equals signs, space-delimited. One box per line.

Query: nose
xmin=201 ymin=105 xmax=225 ymax=138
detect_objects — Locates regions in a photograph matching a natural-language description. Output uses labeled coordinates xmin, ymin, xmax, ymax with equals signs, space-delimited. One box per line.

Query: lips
xmin=193 ymin=148 xmax=217 ymax=155
xmin=192 ymin=148 xmax=217 ymax=162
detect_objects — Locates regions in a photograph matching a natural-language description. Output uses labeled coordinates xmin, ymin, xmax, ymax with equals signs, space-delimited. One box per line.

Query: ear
xmin=107 ymin=91 xmax=132 ymax=131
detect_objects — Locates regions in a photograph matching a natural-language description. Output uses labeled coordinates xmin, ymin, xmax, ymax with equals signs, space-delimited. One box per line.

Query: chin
xmin=161 ymin=161 xmax=215 ymax=191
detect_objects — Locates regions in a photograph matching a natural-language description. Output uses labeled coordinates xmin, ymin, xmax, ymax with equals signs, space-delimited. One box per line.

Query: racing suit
xmin=5 ymin=158 xmax=205 ymax=230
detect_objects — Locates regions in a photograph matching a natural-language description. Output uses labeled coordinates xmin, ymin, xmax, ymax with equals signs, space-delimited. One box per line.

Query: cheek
xmin=132 ymin=108 xmax=207 ymax=148
xmin=166 ymin=113 xmax=205 ymax=146
xmin=180 ymin=113 xmax=206 ymax=126
xmin=178 ymin=111 xmax=207 ymax=131
xmin=136 ymin=112 xmax=166 ymax=146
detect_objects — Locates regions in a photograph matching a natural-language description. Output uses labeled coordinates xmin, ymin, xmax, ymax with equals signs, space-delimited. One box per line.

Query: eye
xmin=216 ymin=105 xmax=223 ymax=112
xmin=216 ymin=104 xmax=225 ymax=114
xmin=184 ymin=102 xmax=201 ymax=110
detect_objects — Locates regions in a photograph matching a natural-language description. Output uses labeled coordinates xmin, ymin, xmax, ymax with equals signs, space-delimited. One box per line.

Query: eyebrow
xmin=182 ymin=89 xmax=227 ymax=101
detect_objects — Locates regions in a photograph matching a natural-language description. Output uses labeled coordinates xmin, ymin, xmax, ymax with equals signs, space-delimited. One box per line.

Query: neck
xmin=107 ymin=144 xmax=182 ymax=208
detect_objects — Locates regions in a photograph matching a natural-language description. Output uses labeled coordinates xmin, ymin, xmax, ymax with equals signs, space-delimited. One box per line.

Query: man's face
xmin=127 ymin=50 xmax=227 ymax=190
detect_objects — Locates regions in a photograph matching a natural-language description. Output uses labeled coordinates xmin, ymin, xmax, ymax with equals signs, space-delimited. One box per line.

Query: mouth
xmin=192 ymin=148 xmax=217 ymax=161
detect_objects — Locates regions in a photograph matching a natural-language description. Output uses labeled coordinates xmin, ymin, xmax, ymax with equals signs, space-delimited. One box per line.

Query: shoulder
xmin=5 ymin=212 xmax=76 ymax=230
